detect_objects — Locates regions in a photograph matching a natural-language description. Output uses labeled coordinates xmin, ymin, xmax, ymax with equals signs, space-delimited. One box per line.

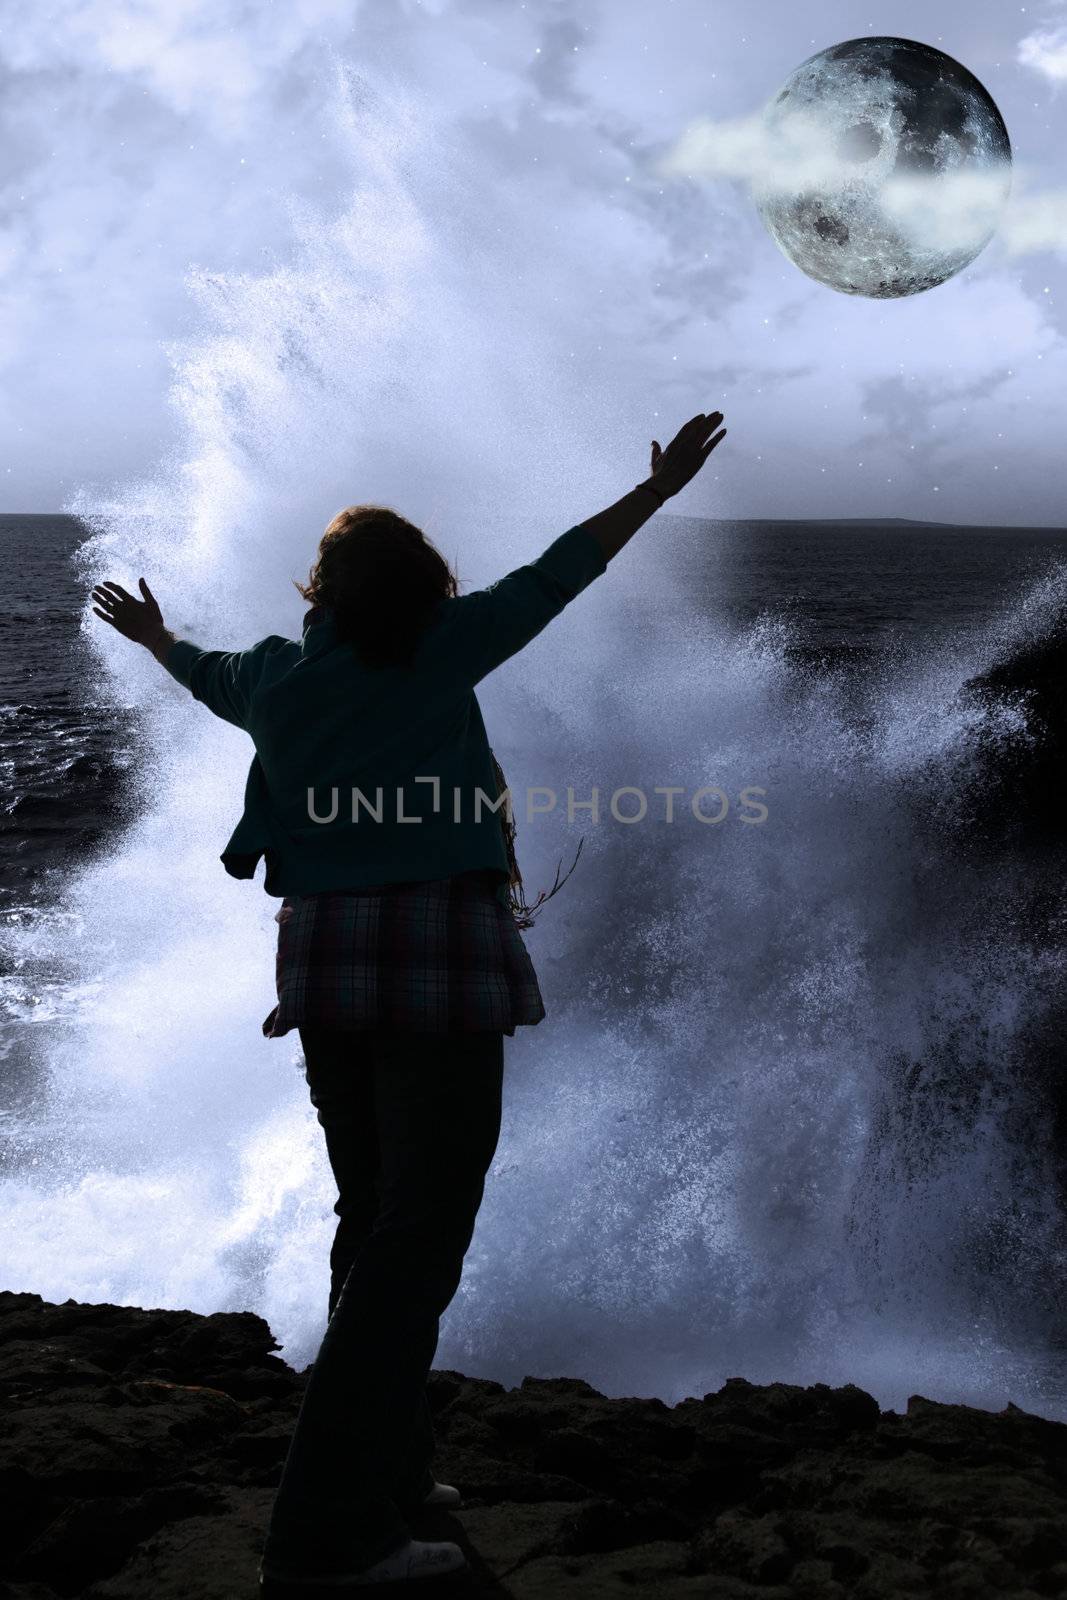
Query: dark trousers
xmin=262 ymin=1025 xmax=505 ymax=1574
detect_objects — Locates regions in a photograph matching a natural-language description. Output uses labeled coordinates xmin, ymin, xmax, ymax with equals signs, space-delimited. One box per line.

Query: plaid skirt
xmin=261 ymin=869 xmax=546 ymax=1038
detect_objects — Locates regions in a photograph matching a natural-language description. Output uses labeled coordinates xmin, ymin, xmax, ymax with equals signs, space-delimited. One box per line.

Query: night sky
xmin=2 ymin=0 xmax=1065 ymax=524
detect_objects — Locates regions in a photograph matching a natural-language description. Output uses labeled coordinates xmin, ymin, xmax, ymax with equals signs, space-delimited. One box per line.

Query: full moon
xmin=754 ymin=37 xmax=1012 ymax=298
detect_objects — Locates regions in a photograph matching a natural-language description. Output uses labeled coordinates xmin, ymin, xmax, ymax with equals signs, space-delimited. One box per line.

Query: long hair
xmin=294 ymin=504 xmax=458 ymax=669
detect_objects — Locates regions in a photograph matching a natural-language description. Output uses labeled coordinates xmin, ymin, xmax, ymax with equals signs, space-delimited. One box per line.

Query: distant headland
xmin=662 ymin=514 xmax=1067 ymax=531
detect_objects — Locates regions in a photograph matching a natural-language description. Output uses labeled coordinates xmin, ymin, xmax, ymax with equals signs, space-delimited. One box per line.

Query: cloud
xmin=1017 ymin=24 xmax=1067 ymax=83
xmin=655 ymin=107 xmax=1066 ymax=262
xmin=881 ymin=171 xmax=1010 ymax=255
xmin=881 ymin=171 xmax=1067 ymax=262
xmin=1 ymin=0 xmax=1064 ymax=524
xmin=655 ymin=107 xmax=857 ymax=194
xmin=0 ymin=0 xmax=359 ymax=138
xmin=997 ymin=183 xmax=1067 ymax=255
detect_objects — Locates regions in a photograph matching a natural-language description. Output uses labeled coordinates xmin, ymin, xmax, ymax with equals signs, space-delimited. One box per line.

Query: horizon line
xmin=1 ymin=510 xmax=1066 ymax=534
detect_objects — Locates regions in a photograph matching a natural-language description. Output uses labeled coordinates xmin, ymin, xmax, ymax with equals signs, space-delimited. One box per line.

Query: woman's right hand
xmin=649 ymin=410 xmax=726 ymax=499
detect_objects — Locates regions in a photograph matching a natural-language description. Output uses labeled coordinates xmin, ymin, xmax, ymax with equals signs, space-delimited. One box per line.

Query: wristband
xmin=637 ymin=481 xmax=666 ymax=506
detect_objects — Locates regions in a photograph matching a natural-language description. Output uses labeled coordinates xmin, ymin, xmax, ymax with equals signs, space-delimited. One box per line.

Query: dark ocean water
xmin=0 ymin=516 xmax=143 ymax=922
xmin=2 ymin=511 xmax=1065 ymax=923
xmin=662 ymin=513 xmax=1067 ymax=662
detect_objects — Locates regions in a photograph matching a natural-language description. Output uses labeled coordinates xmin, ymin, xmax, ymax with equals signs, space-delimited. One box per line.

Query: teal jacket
xmin=163 ymin=522 xmax=608 ymax=897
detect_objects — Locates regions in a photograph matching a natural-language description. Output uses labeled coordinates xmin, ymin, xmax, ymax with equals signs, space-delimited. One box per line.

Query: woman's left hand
xmin=91 ymin=577 xmax=166 ymax=648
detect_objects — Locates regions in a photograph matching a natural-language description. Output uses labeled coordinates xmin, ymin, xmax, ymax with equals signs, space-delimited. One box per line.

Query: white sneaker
xmin=352 ymin=1539 xmax=467 ymax=1585
xmin=260 ymin=1538 xmax=468 ymax=1589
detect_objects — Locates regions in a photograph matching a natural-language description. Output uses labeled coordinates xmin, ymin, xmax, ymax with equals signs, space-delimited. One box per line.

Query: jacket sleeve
xmin=163 ymin=640 xmax=257 ymax=729
xmin=446 ymin=524 xmax=608 ymax=685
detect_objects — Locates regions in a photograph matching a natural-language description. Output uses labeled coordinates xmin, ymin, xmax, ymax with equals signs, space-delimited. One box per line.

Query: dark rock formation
xmin=956 ymin=611 xmax=1067 ymax=853
xmin=952 ymin=611 xmax=1067 ymax=1248
xmin=2 ymin=1291 xmax=1067 ymax=1597
xmin=865 ymin=600 xmax=1067 ymax=1326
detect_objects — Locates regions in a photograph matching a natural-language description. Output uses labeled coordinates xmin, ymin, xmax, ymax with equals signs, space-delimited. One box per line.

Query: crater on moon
xmin=838 ymin=122 xmax=882 ymax=163
xmin=811 ymin=206 xmax=849 ymax=246
xmin=754 ymin=36 xmax=1012 ymax=298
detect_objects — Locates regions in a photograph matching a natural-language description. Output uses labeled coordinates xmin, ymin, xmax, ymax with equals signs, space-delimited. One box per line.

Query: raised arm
xmin=90 ymin=578 xmax=253 ymax=728
xmin=439 ymin=407 xmax=728 ymax=685
xmin=580 ymin=409 xmax=726 ymax=562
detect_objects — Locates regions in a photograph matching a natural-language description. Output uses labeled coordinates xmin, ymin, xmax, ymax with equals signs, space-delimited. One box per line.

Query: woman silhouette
xmin=91 ymin=409 xmax=726 ymax=1592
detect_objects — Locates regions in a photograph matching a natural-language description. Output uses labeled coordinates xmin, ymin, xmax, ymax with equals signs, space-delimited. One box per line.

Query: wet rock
xmin=954 ymin=606 xmax=1067 ymax=852
xmin=2 ymin=1292 xmax=1066 ymax=1597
